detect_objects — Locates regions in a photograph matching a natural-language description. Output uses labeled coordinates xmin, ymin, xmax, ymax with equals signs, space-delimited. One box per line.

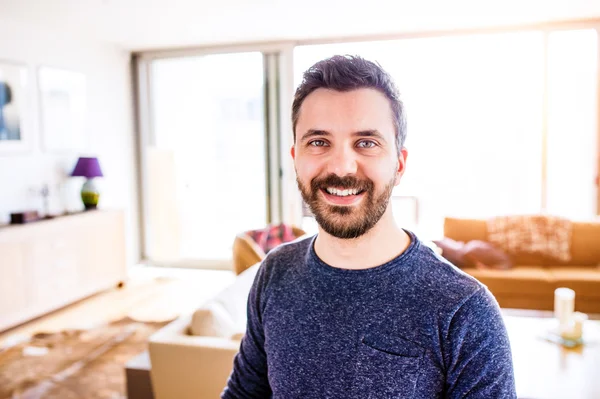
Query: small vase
xmin=81 ymin=178 xmax=100 ymax=210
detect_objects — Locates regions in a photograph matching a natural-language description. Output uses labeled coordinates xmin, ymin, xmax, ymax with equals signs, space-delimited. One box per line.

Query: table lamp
xmin=71 ymin=157 xmax=104 ymax=210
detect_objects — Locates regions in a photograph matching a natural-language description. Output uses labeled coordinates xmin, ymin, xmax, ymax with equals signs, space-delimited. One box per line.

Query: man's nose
xmin=326 ymin=146 xmax=358 ymax=177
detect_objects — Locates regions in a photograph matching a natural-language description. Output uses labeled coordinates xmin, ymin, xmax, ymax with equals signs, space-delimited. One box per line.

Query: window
xmin=295 ymin=29 xmax=598 ymax=238
xmin=546 ymin=29 xmax=598 ymax=220
xmin=135 ymin=24 xmax=600 ymax=267
xmin=143 ymin=52 xmax=268 ymax=266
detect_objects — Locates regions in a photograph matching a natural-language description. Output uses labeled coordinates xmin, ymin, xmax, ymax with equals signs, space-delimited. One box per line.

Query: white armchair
xmin=148 ymin=264 xmax=259 ymax=399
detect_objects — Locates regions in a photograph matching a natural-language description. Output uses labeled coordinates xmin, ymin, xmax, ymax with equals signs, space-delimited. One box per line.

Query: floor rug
xmin=0 ymin=317 xmax=171 ymax=399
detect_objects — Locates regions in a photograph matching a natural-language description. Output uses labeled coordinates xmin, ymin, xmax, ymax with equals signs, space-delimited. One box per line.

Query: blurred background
xmin=0 ymin=0 xmax=598 ymax=270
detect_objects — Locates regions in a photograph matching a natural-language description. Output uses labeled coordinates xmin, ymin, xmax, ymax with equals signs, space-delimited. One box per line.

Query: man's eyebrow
xmin=353 ymin=130 xmax=387 ymax=143
xmin=299 ymin=129 xmax=331 ymax=141
xmin=299 ymin=129 xmax=388 ymax=143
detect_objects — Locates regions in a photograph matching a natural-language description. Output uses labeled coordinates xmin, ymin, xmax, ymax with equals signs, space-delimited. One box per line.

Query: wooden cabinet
xmin=0 ymin=210 xmax=127 ymax=332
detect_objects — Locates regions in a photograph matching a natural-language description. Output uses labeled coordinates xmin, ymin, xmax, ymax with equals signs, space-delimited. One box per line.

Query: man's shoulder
xmin=254 ymin=234 xmax=314 ymax=284
xmin=265 ymin=234 xmax=313 ymax=265
xmin=409 ymin=241 xmax=489 ymax=312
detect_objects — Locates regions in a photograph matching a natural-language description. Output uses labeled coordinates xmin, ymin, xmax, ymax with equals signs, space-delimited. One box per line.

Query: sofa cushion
xmin=463 ymin=240 xmax=513 ymax=270
xmin=461 ymin=266 xmax=554 ymax=296
xmin=212 ymin=264 xmax=259 ymax=330
xmin=444 ymin=218 xmax=487 ymax=242
xmin=189 ymin=263 xmax=260 ymax=338
xmin=570 ymin=222 xmax=600 ymax=265
xmin=549 ymin=266 xmax=600 ymax=298
xmin=246 ymin=224 xmax=296 ymax=254
xmin=190 ymin=301 xmax=237 ymax=337
xmin=434 ymin=238 xmax=512 ymax=270
xmin=433 ymin=238 xmax=466 ymax=267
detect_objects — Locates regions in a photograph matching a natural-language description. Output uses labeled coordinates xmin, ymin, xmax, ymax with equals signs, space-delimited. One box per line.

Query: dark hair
xmin=292 ymin=55 xmax=406 ymax=153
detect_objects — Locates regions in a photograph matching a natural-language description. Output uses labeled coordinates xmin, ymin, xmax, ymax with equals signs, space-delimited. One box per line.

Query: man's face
xmin=292 ymin=88 xmax=407 ymax=239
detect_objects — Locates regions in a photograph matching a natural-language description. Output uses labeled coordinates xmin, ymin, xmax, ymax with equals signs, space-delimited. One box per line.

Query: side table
xmin=125 ymin=351 xmax=155 ymax=399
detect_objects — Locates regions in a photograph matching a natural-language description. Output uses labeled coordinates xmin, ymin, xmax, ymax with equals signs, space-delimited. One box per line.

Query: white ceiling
xmin=1 ymin=0 xmax=600 ymax=51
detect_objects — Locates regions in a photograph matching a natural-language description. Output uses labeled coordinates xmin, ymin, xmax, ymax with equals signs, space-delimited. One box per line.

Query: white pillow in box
xmin=190 ymin=301 xmax=237 ymax=337
xmin=189 ymin=263 xmax=260 ymax=338
xmin=211 ymin=264 xmax=260 ymax=333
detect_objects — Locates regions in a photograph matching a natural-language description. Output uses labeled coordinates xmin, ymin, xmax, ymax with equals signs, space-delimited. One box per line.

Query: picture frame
xmin=38 ymin=66 xmax=87 ymax=153
xmin=0 ymin=60 xmax=32 ymax=154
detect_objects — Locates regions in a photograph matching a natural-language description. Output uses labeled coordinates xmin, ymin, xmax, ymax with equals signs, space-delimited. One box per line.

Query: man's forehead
xmin=296 ymin=88 xmax=395 ymax=136
xmin=301 ymin=87 xmax=386 ymax=106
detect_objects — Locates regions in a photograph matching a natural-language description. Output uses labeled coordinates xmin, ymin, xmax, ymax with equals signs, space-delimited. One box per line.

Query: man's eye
xmin=309 ymin=140 xmax=327 ymax=147
xmin=357 ymin=140 xmax=376 ymax=148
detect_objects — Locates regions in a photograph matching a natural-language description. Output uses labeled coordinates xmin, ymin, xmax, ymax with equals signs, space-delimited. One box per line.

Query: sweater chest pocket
xmin=354 ymin=333 xmax=424 ymax=398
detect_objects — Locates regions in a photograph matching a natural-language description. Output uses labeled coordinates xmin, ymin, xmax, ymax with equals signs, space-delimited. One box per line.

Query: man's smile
xmin=320 ymin=187 xmax=366 ymax=206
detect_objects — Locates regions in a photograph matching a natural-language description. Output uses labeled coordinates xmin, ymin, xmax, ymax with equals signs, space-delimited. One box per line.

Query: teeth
xmin=326 ymin=187 xmax=360 ymax=197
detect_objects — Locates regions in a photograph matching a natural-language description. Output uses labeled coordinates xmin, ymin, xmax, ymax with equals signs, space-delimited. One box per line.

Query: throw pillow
xmin=432 ymin=238 xmax=468 ymax=268
xmin=462 ymin=240 xmax=513 ymax=270
xmin=433 ymin=238 xmax=513 ymax=270
xmin=246 ymin=224 xmax=297 ymax=254
xmin=189 ymin=301 xmax=237 ymax=337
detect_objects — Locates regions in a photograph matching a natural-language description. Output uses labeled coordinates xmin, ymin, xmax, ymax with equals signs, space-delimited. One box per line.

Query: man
xmin=222 ymin=55 xmax=516 ymax=398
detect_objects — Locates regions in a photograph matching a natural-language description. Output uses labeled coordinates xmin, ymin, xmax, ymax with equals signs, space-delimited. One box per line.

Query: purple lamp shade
xmin=71 ymin=157 xmax=103 ymax=178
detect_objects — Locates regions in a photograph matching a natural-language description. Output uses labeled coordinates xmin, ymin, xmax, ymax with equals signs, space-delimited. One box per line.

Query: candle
xmin=554 ymin=287 xmax=575 ymax=329
xmin=572 ymin=312 xmax=588 ymax=339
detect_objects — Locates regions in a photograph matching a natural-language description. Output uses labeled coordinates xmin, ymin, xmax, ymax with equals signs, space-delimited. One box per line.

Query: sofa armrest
xmin=149 ymin=315 xmax=241 ymax=399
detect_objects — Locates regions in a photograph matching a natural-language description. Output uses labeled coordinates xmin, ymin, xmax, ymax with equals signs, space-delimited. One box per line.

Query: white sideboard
xmin=0 ymin=209 xmax=127 ymax=332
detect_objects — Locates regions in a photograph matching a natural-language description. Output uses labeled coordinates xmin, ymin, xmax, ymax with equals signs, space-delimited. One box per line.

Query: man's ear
xmin=291 ymin=145 xmax=296 ymax=160
xmin=394 ymin=148 xmax=408 ymax=186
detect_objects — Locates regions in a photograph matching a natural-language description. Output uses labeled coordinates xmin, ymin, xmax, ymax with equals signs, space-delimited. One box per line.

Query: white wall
xmin=0 ymin=17 xmax=140 ymax=267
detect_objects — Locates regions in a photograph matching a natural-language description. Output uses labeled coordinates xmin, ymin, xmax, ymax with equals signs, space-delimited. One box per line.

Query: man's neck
xmin=313 ymin=211 xmax=411 ymax=270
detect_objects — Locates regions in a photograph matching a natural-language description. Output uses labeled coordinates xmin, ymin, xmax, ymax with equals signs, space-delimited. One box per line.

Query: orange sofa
xmin=443 ymin=217 xmax=600 ymax=314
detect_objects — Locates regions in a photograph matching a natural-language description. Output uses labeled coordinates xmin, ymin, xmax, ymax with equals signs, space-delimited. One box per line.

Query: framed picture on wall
xmin=38 ymin=66 xmax=87 ymax=152
xmin=0 ymin=60 xmax=31 ymax=154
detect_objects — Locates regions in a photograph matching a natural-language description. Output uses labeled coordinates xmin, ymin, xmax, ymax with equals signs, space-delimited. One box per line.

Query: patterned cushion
xmin=246 ymin=224 xmax=296 ymax=254
xmin=487 ymin=215 xmax=572 ymax=263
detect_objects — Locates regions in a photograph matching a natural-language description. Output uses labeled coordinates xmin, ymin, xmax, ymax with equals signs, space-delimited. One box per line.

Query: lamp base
xmin=81 ymin=178 xmax=100 ymax=210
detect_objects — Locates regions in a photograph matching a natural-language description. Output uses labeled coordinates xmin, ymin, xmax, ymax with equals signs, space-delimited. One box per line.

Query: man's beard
xmin=297 ymin=173 xmax=396 ymax=239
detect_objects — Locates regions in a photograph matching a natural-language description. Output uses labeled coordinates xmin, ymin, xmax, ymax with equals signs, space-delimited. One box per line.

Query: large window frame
xmin=133 ymin=19 xmax=600 ymax=267
xmin=134 ymin=44 xmax=300 ymax=268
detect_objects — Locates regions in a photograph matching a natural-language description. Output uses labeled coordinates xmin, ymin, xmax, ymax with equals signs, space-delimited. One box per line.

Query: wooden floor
xmin=2 ymin=266 xmax=599 ymax=398
xmin=0 ymin=266 xmax=236 ymax=348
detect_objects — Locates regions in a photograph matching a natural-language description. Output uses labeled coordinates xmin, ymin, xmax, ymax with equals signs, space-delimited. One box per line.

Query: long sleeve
xmin=221 ymin=263 xmax=272 ymax=399
xmin=444 ymin=287 xmax=517 ymax=398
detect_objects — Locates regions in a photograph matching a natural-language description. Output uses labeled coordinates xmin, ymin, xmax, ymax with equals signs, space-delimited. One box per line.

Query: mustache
xmin=310 ymin=174 xmax=373 ymax=192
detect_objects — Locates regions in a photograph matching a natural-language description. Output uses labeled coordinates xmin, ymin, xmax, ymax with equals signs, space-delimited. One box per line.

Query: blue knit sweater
xmin=222 ymin=231 xmax=516 ymax=398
